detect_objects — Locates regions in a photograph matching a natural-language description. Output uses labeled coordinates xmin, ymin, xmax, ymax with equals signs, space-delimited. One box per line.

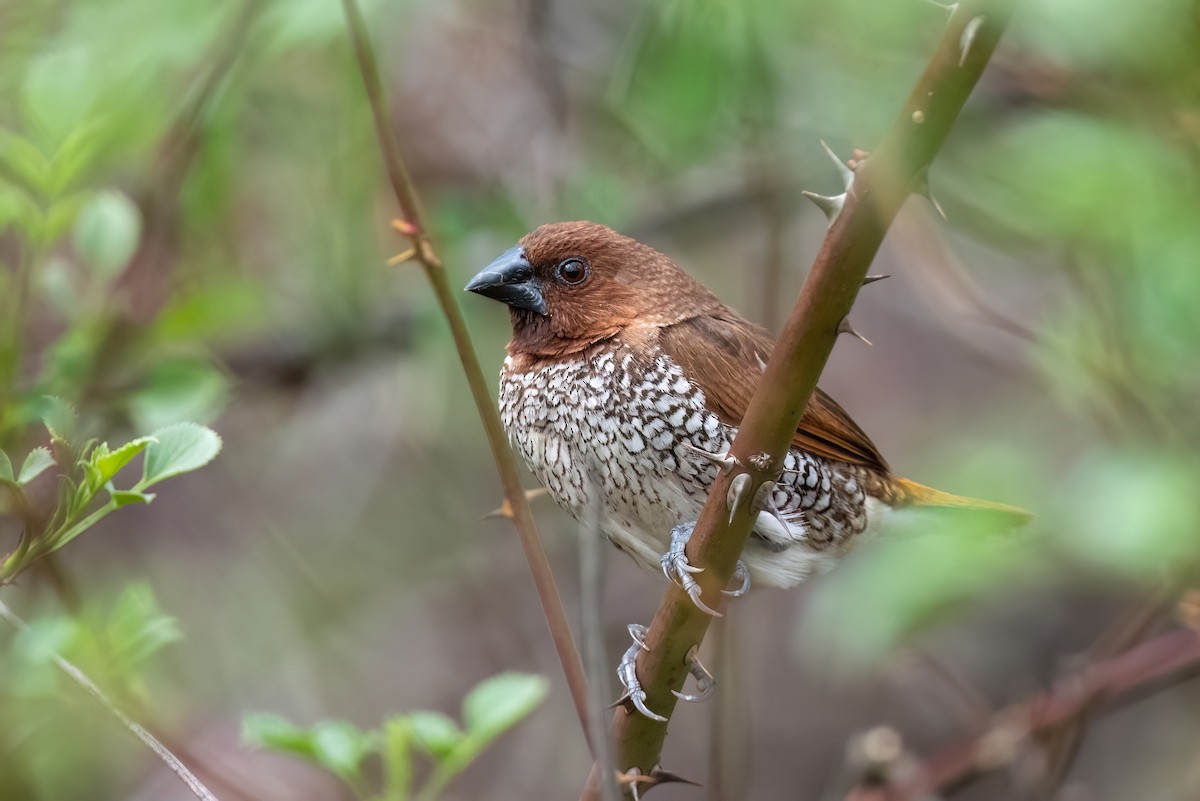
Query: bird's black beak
xmin=464 ymin=246 xmax=548 ymax=316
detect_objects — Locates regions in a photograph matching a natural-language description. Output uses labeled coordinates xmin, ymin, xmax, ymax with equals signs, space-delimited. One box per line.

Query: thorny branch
xmin=584 ymin=2 xmax=1018 ymax=796
xmin=844 ymin=627 xmax=1200 ymax=800
xmin=337 ymin=0 xmax=594 ymax=754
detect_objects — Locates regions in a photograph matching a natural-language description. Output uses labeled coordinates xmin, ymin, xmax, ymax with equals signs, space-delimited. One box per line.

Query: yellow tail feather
xmin=891 ymin=477 xmax=1031 ymax=525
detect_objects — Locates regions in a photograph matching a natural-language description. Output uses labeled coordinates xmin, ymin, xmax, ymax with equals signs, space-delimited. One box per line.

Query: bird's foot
xmin=618 ymin=767 xmax=649 ymax=801
xmin=660 ymin=522 xmax=751 ymax=616
xmin=724 ymin=560 xmax=750 ymax=598
xmin=672 ymin=645 xmax=716 ymax=703
xmin=614 ymin=624 xmax=666 ymax=722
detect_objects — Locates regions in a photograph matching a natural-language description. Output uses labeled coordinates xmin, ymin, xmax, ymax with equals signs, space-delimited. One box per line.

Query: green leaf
xmin=40 ymin=396 xmax=78 ymax=443
xmin=406 ymin=711 xmax=463 ymax=760
xmin=21 ymin=45 xmax=96 ymax=144
xmin=82 ymin=461 xmax=103 ymax=496
xmin=110 ymin=488 xmax=155 ymax=508
xmin=0 ymin=128 xmax=51 ymax=195
xmin=310 ymin=720 xmax=371 ymax=780
xmin=242 ymin=713 xmax=315 ymax=759
xmin=382 ymin=718 xmax=412 ymax=801
xmin=18 ymin=447 xmax=56 ymax=484
xmin=41 ymin=191 xmax=92 ymax=246
xmin=0 ymin=181 xmax=42 ymax=234
xmin=1054 ymin=451 xmax=1200 ymax=580
xmin=91 ymin=436 xmax=156 ymax=489
xmin=104 ymin=583 xmax=182 ymax=673
xmin=48 ymin=119 xmax=107 ymax=196
xmin=461 ymin=673 xmax=548 ymax=743
xmin=0 ymin=450 xmax=13 ymax=484
xmin=141 ymin=423 xmax=222 ymax=487
xmin=73 ymin=190 xmax=142 ymax=279
xmin=128 ymin=359 xmax=229 ymax=431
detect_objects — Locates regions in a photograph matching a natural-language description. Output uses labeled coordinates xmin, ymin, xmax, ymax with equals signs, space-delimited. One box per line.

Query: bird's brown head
xmin=465 ymin=221 xmax=721 ymax=358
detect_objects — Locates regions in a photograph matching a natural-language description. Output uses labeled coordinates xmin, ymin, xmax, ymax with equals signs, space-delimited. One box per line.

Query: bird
xmin=465 ymin=220 xmax=1028 ymax=718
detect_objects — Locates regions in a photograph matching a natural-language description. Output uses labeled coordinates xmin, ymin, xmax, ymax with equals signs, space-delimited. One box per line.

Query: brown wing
xmin=658 ymin=313 xmax=890 ymax=473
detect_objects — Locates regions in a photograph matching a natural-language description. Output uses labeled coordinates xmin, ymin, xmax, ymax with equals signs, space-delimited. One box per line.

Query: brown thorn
xmin=651 ymin=765 xmax=702 ymax=788
xmin=484 ymin=487 xmax=548 ymax=520
xmin=752 ymin=480 xmax=776 ymax=512
xmin=616 ymin=765 xmax=702 ymax=799
xmin=617 ymin=768 xmax=648 ymax=801
xmin=386 ymin=247 xmax=416 ymax=266
xmin=837 ymin=317 xmax=873 ymax=347
xmin=725 ymin=474 xmax=753 ymax=524
xmin=801 ymin=190 xmax=845 ymax=225
xmin=682 ymin=442 xmax=738 ymax=473
xmin=819 ymin=139 xmax=855 ymax=190
xmin=913 ymin=169 xmax=948 ymax=220
xmin=960 ymin=15 xmax=986 ymax=66
xmin=390 ymin=218 xmax=421 ymax=237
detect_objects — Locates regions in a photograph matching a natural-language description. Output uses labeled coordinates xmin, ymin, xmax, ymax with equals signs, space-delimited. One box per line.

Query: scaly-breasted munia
xmin=466 ymin=221 xmax=1026 ymax=718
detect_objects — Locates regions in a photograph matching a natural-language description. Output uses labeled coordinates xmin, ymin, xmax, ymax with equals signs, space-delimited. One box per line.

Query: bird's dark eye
xmin=555 ymin=258 xmax=590 ymax=286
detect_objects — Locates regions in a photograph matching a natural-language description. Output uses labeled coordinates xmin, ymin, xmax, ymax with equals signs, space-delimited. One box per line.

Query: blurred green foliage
xmin=1 ymin=583 xmax=182 ymax=798
xmin=795 ymin=0 xmax=1200 ymax=671
xmin=243 ymin=673 xmax=548 ymax=801
xmin=0 ymin=0 xmax=1195 ymax=797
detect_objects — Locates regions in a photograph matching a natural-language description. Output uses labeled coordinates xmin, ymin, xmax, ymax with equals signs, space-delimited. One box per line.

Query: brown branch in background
xmin=585 ymin=3 xmax=1017 ymax=795
xmin=338 ymin=0 xmax=594 ymax=754
xmin=1026 ymin=595 xmax=1166 ymax=796
xmin=0 ymin=599 xmax=221 ymax=801
xmin=861 ymin=627 xmax=1200 ymax=800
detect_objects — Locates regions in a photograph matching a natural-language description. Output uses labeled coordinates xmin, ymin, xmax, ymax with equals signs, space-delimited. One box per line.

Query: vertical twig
xmin=581 ymin=466 xmax=620 ymax=801
xmin=337 ymin=0 xmax=593 ymax=753
xmin=0 ymin=244 xmax=46 ymax=446
xmin=0 ymin=598 xmax=220 ymax=801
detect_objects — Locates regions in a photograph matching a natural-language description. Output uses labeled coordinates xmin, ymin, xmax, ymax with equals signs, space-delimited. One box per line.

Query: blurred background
xmin=1 ymin=0 xmax=1199 ymax=799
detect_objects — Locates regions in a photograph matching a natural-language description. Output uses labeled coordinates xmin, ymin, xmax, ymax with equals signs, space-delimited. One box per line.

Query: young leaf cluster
xmin=0 ymin=399 xmax=222 ymax=582
xmin=243 ymin=673 xmax=548 ymax=801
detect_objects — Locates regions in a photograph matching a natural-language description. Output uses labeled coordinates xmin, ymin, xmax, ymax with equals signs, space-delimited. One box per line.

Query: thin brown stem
xmin=1025 ymin=594 xmax=1167 ymax=797
xmin=0 ymin=246 xmax=39 ymax=443
xmin=0 ymin=598 xmax=220 ymax=801
xmin=587 ymin=2 xmax=1018 ymax=794
xmin=581 ymin=471 xmax=620 ymax=801
xmin=338 ymin=0 xmax=593 ymax=754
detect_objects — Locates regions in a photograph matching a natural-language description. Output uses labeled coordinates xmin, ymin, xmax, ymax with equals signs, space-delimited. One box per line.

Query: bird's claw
xmin=617 ymin=765 xmax=701 ymax=800
xmin=722 ymin=560 xmax=751 ymax=597
xmin=662 ymin=523 xmax=748 ymax=613
xmin=619 ymin=767 xmax=647 ymax=801
xmin=661 ymin=525 xmax=721 ymax=616
xmin=672 ymin=645 xmax=716 ymax=703
xmin=615 ymin=624 xmax=667 ymax=722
